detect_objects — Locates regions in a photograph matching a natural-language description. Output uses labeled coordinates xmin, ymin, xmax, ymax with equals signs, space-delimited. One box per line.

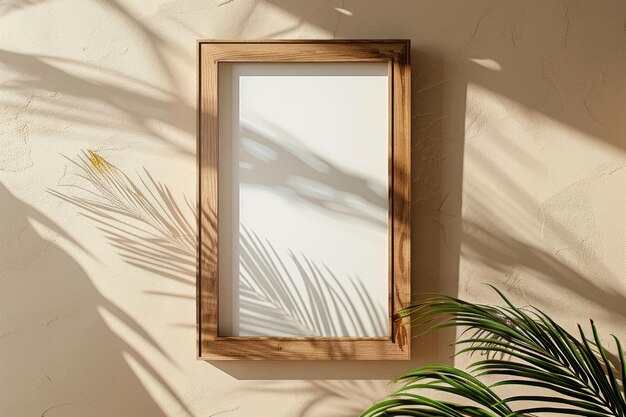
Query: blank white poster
xmin=218 ymin=62 xmax=389 ymax=337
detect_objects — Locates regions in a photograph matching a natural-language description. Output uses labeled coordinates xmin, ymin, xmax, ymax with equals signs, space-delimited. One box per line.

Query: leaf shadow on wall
xmin=236 ymin=116 xmax=389 ymax=231
xmin=0 ymin=0 xmax=196 ymax=156
xmin=462 ymin=150 xmax=626 ymax=320
xmin=258 ymin=0 xmax=626 ymax=326
xmin=263 ymin=0 xmax=626 ymax=152
xmin=49 ymin=150 xmax=413 ymax=415
xmin=0 ymin=183 xmax=193 ymax=417
xmin=53 ymin=149 xmax=387 ymax=339
xmin=235 ymin=226 xmax=387 ymax=337
xmin=51 ymin=149 xmax=392 ymax=364
xmin=0 ymin=48 xmax=194 ymax=156
xmin=0 ymin=0 xmax=48 ymax=16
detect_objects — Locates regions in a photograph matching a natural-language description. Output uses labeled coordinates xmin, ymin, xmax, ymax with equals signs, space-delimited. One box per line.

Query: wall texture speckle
xmin=1 ymin=1 xmax=624 ymax=416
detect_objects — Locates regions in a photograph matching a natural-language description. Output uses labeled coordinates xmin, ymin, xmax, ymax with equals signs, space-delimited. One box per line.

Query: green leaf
xmin=362 ymin=286 xmax=626 ymax=417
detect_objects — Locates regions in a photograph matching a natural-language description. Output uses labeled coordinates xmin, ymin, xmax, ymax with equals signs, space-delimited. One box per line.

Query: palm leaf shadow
xmin=43 ymin=152 xmax=193 ymax=415
xmin=51 ymin=150 xmax=387 ymax=338
xmin=238 ymin=117 xmax=389 ymax=230
xmin=50 ymin=150 xmax=196 ymax=287
xmin=238 ymin=226 xmax=387 ymax=337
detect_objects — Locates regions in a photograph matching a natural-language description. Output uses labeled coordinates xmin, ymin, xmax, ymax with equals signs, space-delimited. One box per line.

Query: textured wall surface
xmin=1 ymin=1 xmax=624 ymax=416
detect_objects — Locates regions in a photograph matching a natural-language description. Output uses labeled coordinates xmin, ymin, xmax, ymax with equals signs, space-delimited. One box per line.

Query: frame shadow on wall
xmin=207 ymin=46 xmax=465 ymax=379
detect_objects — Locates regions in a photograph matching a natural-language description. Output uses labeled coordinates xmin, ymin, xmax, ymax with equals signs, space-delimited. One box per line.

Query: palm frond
xmin=363 ymin=287 xmax=625 ymax=417
xmin=362 ymin=365 xmax=513 ymax=417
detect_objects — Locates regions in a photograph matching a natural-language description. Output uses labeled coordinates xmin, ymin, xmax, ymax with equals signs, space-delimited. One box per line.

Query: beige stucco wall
xmin=1 ymin=1 xmax=624 ymax=416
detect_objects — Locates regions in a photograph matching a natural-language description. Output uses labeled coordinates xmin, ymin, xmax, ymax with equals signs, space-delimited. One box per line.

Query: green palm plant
xmin=362 ymin=287 xmax=626 ymax=417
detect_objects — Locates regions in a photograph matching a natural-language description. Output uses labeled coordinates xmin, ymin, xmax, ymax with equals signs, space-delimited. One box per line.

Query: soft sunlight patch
xmin=469 ymin=58 xmax=502 ymax=71
xmin=334 ymin=7 xmax=354 ymax=16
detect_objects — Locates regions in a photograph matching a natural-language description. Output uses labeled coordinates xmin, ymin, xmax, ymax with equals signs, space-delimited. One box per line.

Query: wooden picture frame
xmin=197 ymin=40 xmax=411 ymax=360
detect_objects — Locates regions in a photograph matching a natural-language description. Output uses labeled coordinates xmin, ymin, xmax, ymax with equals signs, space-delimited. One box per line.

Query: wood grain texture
xmin=391 ymin=42 xmax=412 ymax=353
xmin=198 ymin=43 xmax=220 ymax=347
xmin=197 ymin=40 xmax=411 ymax=360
